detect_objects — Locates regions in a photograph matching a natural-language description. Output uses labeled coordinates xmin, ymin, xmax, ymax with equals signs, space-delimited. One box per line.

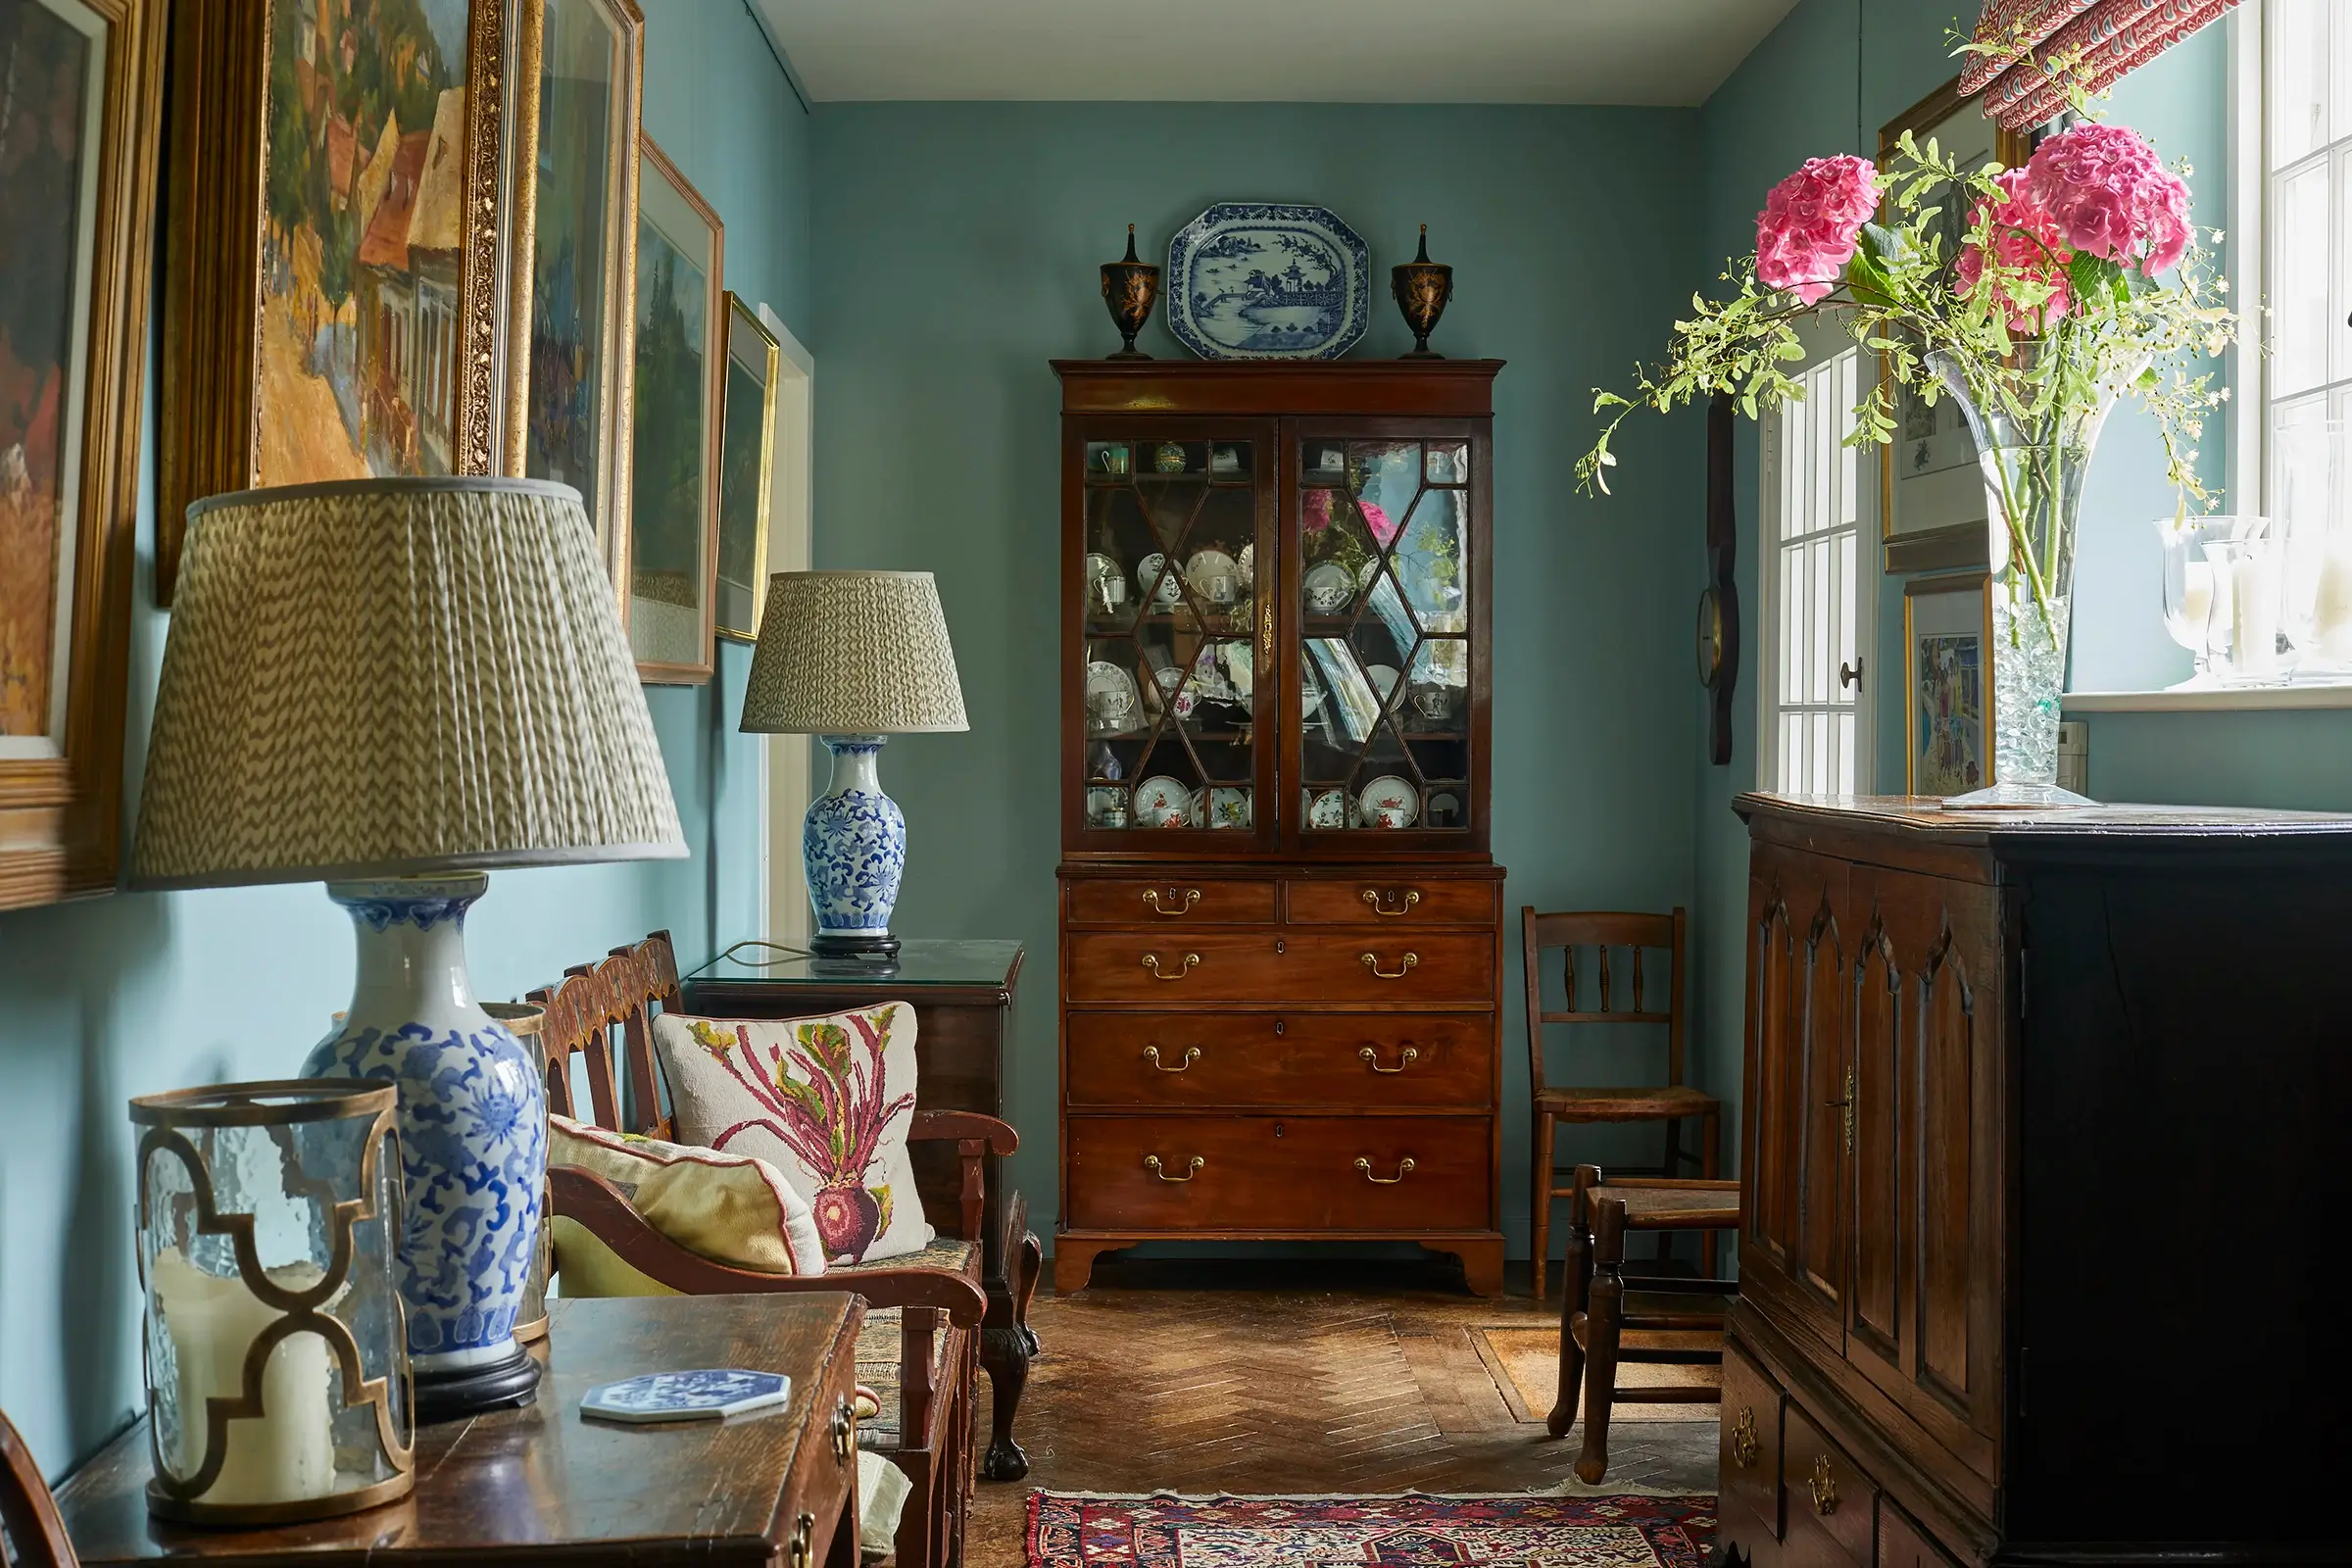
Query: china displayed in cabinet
xmin=1053 ymin=360 xmax=1506 ymax=1295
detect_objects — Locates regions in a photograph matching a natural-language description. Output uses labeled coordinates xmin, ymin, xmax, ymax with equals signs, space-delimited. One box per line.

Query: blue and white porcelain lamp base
xmin=805 ymin=736 xmax=907 ymax=961
xmin=299 ymin=873 xmax=548 ymax=1423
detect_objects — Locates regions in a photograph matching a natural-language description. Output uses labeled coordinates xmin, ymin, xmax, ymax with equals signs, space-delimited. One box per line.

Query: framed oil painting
xmin=628 ymin=133 xmax=722 ymax=683
xmin=714 ymin=292 xmax=777 ymax=643
xmin=155 ymin=0 xmax=531 ymax=604
xmin=513 ymin=0 xmax=642 ymax=590
xmin=1 ymin=0 xmax=164 ymax=907
xmin=1904 ymin=571 xmax=1993 ymax=798
xmin=1878 ymin=76 xmax=2030 ymax=574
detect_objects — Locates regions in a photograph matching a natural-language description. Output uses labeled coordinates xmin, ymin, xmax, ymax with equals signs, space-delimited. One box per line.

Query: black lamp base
xmin=809 ymin=930 xmax=902 ymax=961
xmin=414 ymin=1343 xmax=542 ymax=1424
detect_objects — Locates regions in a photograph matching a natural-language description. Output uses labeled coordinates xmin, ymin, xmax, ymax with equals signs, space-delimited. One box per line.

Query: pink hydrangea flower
xmin=1755 ymin=155 xmax=1881 ymax=305
xmin=1955 ymin=169 xmax=2075 ymax=334
xmin=1302 ymin=488 xmax=1396 ymax=545
xmin=2024 ymin=122 xmax=2192 ymax=274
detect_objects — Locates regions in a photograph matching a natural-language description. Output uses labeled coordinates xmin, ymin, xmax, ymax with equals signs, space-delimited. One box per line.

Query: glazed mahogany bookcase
xmin=1051 ymin=359 xmax=1507 ymax=1295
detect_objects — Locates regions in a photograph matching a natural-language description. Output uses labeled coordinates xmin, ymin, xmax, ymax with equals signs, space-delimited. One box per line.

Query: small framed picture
xmin=1904 ymin=572 xmax=1992 ymax=798
xmin=713 ymin=293 xmax=779 ymax=643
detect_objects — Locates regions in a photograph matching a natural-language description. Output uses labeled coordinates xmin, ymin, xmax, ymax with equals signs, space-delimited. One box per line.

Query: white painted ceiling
xmin=757 ymin=0 xmax=1803 ymax=107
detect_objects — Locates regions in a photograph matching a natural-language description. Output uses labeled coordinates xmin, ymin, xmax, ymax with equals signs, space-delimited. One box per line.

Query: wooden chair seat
xmin=1564 ymin=1179 xmax=1739 ymax=1229
xmin=1537 ymin=1084 xmax=1718 ymax=1120
xmin=838 ymin=1237 xmax=976 ymax=1451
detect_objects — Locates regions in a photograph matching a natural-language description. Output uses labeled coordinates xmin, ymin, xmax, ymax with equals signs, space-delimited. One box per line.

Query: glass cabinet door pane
xmin=1298 ymin=436 xmax=1473 ymax=833
xmin=1081 ymin=439 xmax=1260 ymax=833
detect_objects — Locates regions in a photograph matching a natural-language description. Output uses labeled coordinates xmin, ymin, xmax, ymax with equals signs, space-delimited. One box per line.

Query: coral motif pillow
xmin=653 ymin=1003 xmax=935 ymax=1264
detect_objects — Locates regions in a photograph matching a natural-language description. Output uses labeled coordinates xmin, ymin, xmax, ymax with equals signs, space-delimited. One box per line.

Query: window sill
xmin=2064 ymin=682 xmax=2352 ymax=712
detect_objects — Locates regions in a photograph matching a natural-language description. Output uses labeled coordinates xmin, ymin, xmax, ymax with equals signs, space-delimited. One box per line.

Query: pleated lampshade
xmin=740 ymin=570 xmax=969 ymax=735
xmin=131 ymin=477 xmax=685 ymax=890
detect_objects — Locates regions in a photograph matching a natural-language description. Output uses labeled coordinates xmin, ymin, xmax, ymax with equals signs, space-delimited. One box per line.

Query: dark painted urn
xmin=1391 ymin=224 xmax=1454 ymax=359
xmin=1100 ymin=223 xmax=1160 ymax=361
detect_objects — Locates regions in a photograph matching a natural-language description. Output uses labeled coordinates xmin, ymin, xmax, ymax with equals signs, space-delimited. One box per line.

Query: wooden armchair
xmin=2 ymin=1407 xmax=76 ymax=1567
xmin=536 ymin=931 xmax=1010 ymax=1568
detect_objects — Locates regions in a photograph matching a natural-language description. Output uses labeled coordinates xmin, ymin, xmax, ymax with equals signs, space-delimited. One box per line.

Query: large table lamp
xmin=740 ymin=570 xmax=967 ymax=959
xmin=131 ymin=477 xmax=685 ymax=1422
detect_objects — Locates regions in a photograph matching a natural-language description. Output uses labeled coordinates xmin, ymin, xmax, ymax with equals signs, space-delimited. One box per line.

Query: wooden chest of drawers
xmin=1054 ymin=867 xmax=1505 ymax=1295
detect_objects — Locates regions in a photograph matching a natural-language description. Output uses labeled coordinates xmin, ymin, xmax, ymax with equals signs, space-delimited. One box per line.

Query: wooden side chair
xmin=1 ymin=1408 xmax=75 ymax=1568
xmin=1522 ymin=906 xmax=1721 ymax=1298
xmin=536 ymin=930 xmax=1008 ymax=1568
xmin=1546 ymin=1164 xmax=1739 ymax=1484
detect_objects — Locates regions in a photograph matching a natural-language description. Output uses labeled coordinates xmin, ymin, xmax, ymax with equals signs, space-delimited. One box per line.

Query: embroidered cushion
xmin=545 ymin=1114 xmax=827 ymax=1296
xmin=653 ymin=1002 xmax=935 ymax=1264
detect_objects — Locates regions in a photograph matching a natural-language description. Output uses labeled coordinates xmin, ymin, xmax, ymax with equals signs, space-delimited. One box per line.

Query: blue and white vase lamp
xmin=130 ymin=478 xmax=686 ymax=1422
xmin=740 ymin=570 xmax=971 ymax=961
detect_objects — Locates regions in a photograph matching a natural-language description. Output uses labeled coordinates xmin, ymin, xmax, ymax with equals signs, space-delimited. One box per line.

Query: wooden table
xmin=682 ymin=938 xmax=1039 ymax=1481
xmin=56 ymin=1295 xmax=865 ymax=1567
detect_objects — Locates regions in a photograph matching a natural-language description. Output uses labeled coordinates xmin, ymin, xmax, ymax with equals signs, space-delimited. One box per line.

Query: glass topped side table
xmin=680 ymin=938 xmax=1035 ymax=1481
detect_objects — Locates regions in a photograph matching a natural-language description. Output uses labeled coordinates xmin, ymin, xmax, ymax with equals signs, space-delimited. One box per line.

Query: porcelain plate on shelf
xmin=1166 ymin=203 xmax=1371 ymax=362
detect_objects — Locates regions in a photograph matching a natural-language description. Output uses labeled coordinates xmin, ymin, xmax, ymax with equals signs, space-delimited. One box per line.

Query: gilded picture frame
xmin=155 ymin=0 xmax=531 ymax=606
xmin=714 ymin=292 xmax=778 ymax=644
xmin=1878 ymin=75 xmax=2032 ymax=574
xmin=1903 ymin=570 xmax=1994 ymax=798
xmin=506 ymin=0 xmax=642 ymax=597
xmin=0 ymin=0 xmax=166 ymax=908
xmin=627 ymin=134 xmax=722 ymax=684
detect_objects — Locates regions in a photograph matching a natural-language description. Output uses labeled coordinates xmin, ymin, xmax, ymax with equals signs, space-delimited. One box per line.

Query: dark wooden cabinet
xmin=1716 ymin=794 xmax=2352 ymax=1567
xmin=1052 ymin=361 xmax=1506 ymax=1296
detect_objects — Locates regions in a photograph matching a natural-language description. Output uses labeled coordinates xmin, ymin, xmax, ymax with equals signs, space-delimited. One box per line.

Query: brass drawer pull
xmin=832 ymin=1396 xmax=856 ymax=1465
xmin=1145 ymin=1153 xmax=1204 ymax=1182
xmin=1360 ymin=952 xmax=1419 ymax=980
xmin=789 ymin=1511 xmax=815 ymax=1568
xmin=1808 ymin=1453 xmax=1838 ymax=1515
xmin=1145 ymin=1045 xmax=1201 ymax=1072
xmin=1362 ymin=888 xmax=1421 ymax=916
xmin=1142 ymin=952 xmax=1200 ymax=980
xmin=1729 ymin=1405 xmax=1759 ymax=1468
xmin=1358 ymin=1044 xmax=1419 ymax=1074
xmin=1355 ymin=1155 xmax=1416 ymax=1184
xmin=1143 ymin=887 xmax=1200 ymax=915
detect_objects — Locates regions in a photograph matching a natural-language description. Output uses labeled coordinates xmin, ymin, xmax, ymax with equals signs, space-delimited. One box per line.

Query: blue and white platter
xmin=1167 ymin=203 xmax=1370 ymax=362
xmin=581 ymin=1369 xmax=794 ymax=1425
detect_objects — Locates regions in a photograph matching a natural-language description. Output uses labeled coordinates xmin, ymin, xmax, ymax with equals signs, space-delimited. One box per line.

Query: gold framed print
xmin=155 ymin=0 xmax=530 ymax=605
xmin=627 ymin=133 xmax=722 ymax=683
xmin=1 ymin=0 xmax=165 ymax=907
xmin=1878 ymin=75 xmax=2031 ymax=574
xmin=714 ymin=292 xmax=778 ymax=643
xmin=1904 ymin=571 xmax=1993 ymax=799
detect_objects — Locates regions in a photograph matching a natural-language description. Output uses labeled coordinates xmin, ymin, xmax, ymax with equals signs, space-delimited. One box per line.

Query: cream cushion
xmin=654 ymin=1003 xmax=935 ymax=1264
xmin=546 ymin=1113 xmax=825 ymax=1296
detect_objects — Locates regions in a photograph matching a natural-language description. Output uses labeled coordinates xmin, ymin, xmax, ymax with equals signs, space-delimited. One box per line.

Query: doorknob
xmin=1839 ymin=658 xmax=1863 ymax=692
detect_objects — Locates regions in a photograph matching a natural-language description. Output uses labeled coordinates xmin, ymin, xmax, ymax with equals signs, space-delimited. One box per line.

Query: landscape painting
xmin=523 ymin=0 xmax=639 ymax=565
xmin=0 ymin=0 xmax=102 ymax=754
xmin=714 ymin=293 xmax=776 ymax=642
xmin=258 ymin=0 xmax=477 ymax=483
xmin=628 ymin=135 xmax=721 ymax=681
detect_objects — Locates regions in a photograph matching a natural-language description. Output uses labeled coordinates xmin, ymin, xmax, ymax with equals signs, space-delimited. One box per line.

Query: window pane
xmin=1836 ymin=531 xmax=1857 ymax=706
xmin=1837 ymin=712 xmax=1856 ymax=795
xmin=2274 ymin=0 xmax=2330 ymax=169
xmin=2339 ymin=147 xmax=2352 ymax=386
xmin=2276 ymin=160 xmax=2332 ymax=396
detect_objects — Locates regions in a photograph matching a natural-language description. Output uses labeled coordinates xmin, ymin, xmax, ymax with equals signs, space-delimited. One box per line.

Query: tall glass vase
xmin=1932 ymin=353 xmax=2120 ymax=808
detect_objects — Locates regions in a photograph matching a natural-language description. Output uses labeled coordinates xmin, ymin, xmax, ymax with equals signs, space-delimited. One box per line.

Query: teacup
xmin=1306 ymin=582 xmax=1350 ymax=612
xmin=1098 ymin=446 xmax=1131 ymax=474
xmin=1203 ymin=574 xmax=1239 ymax=606
xmin=1412 ymin=688 xmax=1451 ymax=721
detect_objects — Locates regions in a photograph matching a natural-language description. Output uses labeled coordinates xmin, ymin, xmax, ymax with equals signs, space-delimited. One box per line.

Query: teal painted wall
xmin=0 ymin=0 xmax=808 ymax=1480
xmin=808 ymin=102 xmax=1711 ymax=1257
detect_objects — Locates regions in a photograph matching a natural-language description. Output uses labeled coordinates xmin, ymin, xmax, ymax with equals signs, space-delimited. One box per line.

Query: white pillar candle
xmin=2315 ymin=538 xmax=2352 ymax=662
xmin=2181 ymin=560 xmax=2214 ymax=630
xmin=153 ymin=1247 xmax=338 ymax=1505
xmin=2233 ymin=549 xmax=2283 ymax=677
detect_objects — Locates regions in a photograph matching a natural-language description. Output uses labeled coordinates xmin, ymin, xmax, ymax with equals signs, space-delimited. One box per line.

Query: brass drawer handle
xmin=789 ymin=1511 xmax=815 ymax=1568
xmin=1808 ymin=1453 xmax=1838 ymax=1515
xmin=1145 ymin=1045 xmax=1201 ymax=1072
xmin=1358 ymin=1044 xmax=1419 ymax=1074
xmin=1142 ymin=952 xmax=1200 ymax=980
xmin=833 ymin=1396 xmax=856 ymax=1465
xmin=1360 ymin=952 xmax=1419 ymax=980
xmin=1729 ymin=1405 xmax=1759 ymax=1468
xmin=1362 ymin=888 xmax=1421 ymax=916
xmin=1354 ymin=1155 xmax=1415 ymax=1184
xmin=1145 ymin=1153 xmax=1204 ymax=1182
xmin=1143 ymin=887 xmax=1200 ymax=915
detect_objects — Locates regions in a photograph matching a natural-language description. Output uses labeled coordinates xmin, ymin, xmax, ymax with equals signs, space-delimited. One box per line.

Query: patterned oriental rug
xmin=1027 ymin=1493 xmax=1716 ymax=1568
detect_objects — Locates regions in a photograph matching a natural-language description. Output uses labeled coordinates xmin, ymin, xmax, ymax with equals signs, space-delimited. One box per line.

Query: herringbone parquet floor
xmin=965 ymin=1255 xmax=1718 ymax=1568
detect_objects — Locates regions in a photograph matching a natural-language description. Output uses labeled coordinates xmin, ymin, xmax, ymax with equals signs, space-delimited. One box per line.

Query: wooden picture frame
xmin=626 ymin=134 xmax=722 ymax=684
xmin=714 ymin=292 xmax=778 ymax=643
xmin=155 ymin=0 xmax=530 ymax=606
xmin=1878 ymin=75 xmax=2031 ymax=574
xmin=0 ymin=0 xmax=165 ymax=910
xmin=1903 ymin=570 xmax=1994 ymax=798
xmin=508 ymin=0 xmax=643 ymax=596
